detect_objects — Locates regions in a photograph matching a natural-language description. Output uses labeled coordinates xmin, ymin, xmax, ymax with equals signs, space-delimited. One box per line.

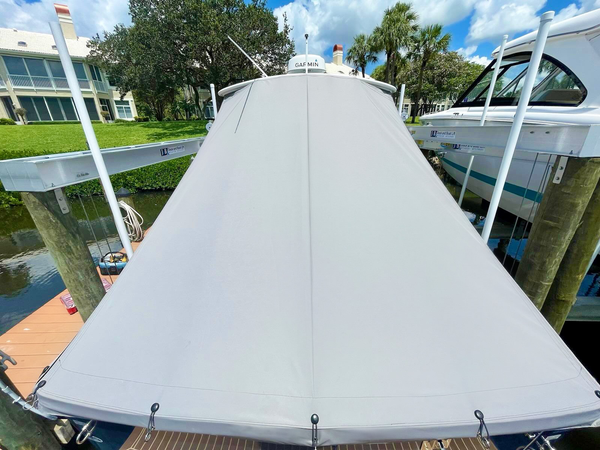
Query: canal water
xmin=0 ymin=167 xmax=599 ymax=378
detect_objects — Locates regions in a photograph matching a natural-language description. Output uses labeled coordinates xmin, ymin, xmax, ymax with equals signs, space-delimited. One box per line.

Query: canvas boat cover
xmin=36 ymin=73 xmax=600 ymax=445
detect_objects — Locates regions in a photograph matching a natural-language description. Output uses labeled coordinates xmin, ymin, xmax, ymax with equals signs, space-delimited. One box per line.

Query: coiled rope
xmin=119 ymin=200 xmax=144 ymax=242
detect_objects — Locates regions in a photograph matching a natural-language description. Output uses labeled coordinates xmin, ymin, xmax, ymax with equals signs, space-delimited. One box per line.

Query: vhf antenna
xmin=305 ymin=34 xmax=309 ymax=74
xmin=227 ymin=35 xmax=268 ymax=78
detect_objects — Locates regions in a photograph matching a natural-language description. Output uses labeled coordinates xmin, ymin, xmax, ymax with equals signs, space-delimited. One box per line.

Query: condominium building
xmin=0 ymin=4 xmax=137 ymax=123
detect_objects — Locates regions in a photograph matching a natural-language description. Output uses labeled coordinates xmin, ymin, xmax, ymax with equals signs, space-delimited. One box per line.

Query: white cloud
xmin=0 ymin=0 xmax=130 ymax=38
xmin=457 ymin=45 xmax=490 ymax=65
xmin=273 ymin=0 xmax=477 ymax=59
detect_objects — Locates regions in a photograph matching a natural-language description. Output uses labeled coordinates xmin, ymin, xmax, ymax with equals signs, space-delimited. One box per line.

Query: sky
xmin=2 ymin=0 xmax=600 ymax=74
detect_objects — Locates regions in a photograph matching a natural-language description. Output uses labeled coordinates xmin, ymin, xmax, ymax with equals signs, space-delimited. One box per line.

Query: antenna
xmin=305 ymin=34 xmax=309 ymax=74
xmin=227 ymin=35 xmax=268 ymax=78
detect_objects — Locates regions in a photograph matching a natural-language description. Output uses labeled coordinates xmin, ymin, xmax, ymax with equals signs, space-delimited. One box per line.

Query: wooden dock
xmin=120 ymin=429 xmax=496 ymax=450
xmin=0 ymin=240 xmax=143 ymax=396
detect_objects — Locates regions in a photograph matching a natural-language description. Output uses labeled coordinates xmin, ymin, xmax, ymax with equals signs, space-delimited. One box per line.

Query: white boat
xmin=416 ymin=9 xmax=600 ymax=221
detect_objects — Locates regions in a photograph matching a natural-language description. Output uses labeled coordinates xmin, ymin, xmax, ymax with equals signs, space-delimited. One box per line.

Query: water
xmin=0 ymin=191 xmax=172 ymax=334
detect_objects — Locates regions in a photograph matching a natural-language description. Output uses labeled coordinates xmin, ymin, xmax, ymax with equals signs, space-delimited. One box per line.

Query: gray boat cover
xmin=36 ymin=74 xmax=600 ymax=445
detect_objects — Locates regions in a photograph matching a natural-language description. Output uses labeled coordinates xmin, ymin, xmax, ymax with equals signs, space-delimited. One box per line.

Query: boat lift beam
xmin=0 ymin=137 xmax=204 ymax=193
xmin=409 ymin=123 xmax=600 ymax=158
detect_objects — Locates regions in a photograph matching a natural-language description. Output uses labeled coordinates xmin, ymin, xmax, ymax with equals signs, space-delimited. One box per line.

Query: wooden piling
xmin=515 ymin=157 xmax=600 ymax=310
xmin=541 ymin=179 xmax=600 ymax=332
xmin=21 ymin=189 xmax=106 ymax=322
xmin=0 ymin=370 xmax=61 ymax=450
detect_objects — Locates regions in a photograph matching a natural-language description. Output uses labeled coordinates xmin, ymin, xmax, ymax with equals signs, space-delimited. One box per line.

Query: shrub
xmin=134 ymin=116 xmax=149 ymax=122
xmin=14 ymin=107 xmax=27 ymax=124
xmin=28 ymin=120 xmax=102 ymax=125
xmin=0 ymin=118 xmax=16 ymax=125
xmin=114 ymin=118 xmax=130 ymax=123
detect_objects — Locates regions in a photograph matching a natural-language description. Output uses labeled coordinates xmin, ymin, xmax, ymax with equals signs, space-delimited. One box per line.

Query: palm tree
xmin=346 ymin=34 xmax=379 ymax=78
xmin=408 ymin=24 xmax=451 ymax=123
xmin=372 ymin=2 xmax=418 ymax=84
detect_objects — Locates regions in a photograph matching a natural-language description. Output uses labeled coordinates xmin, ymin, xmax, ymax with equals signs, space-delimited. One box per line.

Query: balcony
xmin=93 ymin=80 xmax=109 ymax=93
xmin=8 ymin=75 xmax=91 ymax=91
xmin=0 ymin=77 xmax=6 ymax=90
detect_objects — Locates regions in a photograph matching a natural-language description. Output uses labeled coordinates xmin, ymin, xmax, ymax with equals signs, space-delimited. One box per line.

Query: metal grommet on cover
xmin=595 ymin=390 xmax=600 ymax=399
xmin=311 ymin=413 xmax=319 ymax=449
xmin=474 ymin=410 xmax=490 ymax=449
xmin=76 ymin=420 xmax=97 ymax=445
xmin=144 ymin=402 xmax=160 ymax=442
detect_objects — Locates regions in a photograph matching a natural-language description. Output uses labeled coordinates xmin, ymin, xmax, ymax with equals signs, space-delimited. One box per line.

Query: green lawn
xmin=0 ymin=121 xmax=208 ymax=159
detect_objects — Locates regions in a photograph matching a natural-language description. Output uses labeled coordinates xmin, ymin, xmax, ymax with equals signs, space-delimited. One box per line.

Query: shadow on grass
xmin=112 ymin=120 xmax=209 ymax=141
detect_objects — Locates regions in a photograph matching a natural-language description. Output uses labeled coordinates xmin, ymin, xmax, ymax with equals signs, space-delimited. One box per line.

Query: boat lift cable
xmin=509 ymin=155 xmax=555 ymax=275
xmin=502 ymin=152 xmax=539 ymax=267
xmin=77 ymin=193 xmax=114 ymax=284
xmin=227 ymin=35 xmax=268 ymax=78
xmin=119 ymin=201 xmax=144 ymax=242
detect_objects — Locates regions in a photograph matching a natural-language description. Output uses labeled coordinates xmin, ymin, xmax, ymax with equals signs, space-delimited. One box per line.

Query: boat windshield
xmin=454 ymin=52 xmax=586 ymax=108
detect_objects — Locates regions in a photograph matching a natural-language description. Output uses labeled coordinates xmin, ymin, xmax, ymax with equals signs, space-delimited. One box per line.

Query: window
xmin=23 ymin=59 xmax=48 ymax=77
xmin=455 ymin=52 xmax=586 ymax=107
xmin=17 ymin=96 xmax=82 ymax=121
xmin=73 ymin=62 xmax=87 ymax=80
xmin=89 ymin=65 xmax=103 ymax=81
xmin=45 ymin=98 xmax=64 ymax=121
xmin=1 ymin=97 xmax=17 ymax=121
xmin=3 ymin=56 xmax=28 ymax=75
xmin=60 ymin=98 xmax=78 ymax=120
xmin=84 ymin=98 xmax=100 ymax=120
xmin=47 ymin=60 xmax=66 ymax=78
xmin=99 ymin=98 xmax=114 ymax=120
xmin=115 ymin=100 xmax=132 ymax=119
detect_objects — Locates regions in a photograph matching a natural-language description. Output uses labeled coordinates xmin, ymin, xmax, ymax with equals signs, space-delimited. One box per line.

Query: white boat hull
xmin=440 ymin=150 xmax=554 ymax=221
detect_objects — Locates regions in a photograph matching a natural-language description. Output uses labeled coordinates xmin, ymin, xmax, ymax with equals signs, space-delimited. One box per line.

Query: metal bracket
xmin=552 ymin=156 xmax=568 ymax=184
xmin=54 ymin=188 xmax=70 ymax=214
xmin=76 ymin=420 xmax=97 ymax=445
xmin=0 ymin=349 xmax=16 ymax=371
xmin=474 ymin=410 xmax=491 ymax=449
xmin=144 ymin=402 xmax=160 ymax=441
xmin=311 ymin=413 xmax=319 ymax=449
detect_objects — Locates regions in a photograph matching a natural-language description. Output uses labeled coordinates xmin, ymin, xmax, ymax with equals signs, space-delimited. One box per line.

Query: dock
xmin=120 ymin=429 xmax=496 ymax=450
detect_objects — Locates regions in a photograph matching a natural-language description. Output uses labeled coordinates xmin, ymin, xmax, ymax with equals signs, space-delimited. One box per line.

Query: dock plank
xmin=120 ymin=432 xmax=496 ymax=450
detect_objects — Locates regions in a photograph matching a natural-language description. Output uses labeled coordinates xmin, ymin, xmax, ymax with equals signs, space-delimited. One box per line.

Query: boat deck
xmin=121 ymin=429 xmax=496 ymax=450
xmin=0 ymin=240 xmax=143 ymax=396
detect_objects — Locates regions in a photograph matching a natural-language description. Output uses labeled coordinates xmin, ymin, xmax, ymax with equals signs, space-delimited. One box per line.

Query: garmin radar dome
xmin=287 ymin=54 xmax=326 ymax=73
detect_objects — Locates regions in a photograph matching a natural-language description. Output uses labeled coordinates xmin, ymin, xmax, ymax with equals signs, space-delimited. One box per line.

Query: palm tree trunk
xmin=412 ymin=59 xmax=426 ymax=123
xmin=385 ymin=50 xmax=392 ymax=84
xmin=361 ymin=66 xmax=365 ymax=78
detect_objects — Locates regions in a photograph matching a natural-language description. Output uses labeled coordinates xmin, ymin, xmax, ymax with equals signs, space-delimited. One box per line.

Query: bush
xmin=28 ymin=120 xmax=103 ymax=125
xmin=134 ymin=116 xmax=150 ymax=122
xmin=114 ymin=118 xmax=130 ymax=123
xmin=0 ymin=118 xmax=16 ymax=125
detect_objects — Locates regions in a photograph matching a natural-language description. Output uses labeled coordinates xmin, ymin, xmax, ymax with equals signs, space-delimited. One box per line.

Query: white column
xmin=458 ymin=34 xmax=508 ymax=207
xmin=481 ymin=12 xmax=554 ymax=243
xmin=398 ymin=84 xmax=405 ymax=117
xmin=210 ymin=83 xmax=218 ymax=120
xmin=50 ymin=22 xmax=134 ymax=258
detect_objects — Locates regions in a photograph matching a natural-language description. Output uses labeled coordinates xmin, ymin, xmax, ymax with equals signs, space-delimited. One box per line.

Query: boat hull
xmin=440 ymin=150 xmax=553 ymax=221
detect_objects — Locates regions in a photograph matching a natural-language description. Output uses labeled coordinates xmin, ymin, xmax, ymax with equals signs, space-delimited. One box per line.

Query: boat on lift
xmin=412 ymin=9 xmax=600 ymax=221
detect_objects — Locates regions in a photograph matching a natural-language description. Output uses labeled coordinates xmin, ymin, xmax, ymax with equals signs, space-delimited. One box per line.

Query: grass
xmin=405 ymin=117 xmax=422 ymax=126
xmin=0 ymin=121 xmax=208 ymax=158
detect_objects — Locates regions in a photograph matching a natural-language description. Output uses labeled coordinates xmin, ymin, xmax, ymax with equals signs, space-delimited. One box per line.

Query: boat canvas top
xmin=34 ymin=73 xmax=600 ymax=445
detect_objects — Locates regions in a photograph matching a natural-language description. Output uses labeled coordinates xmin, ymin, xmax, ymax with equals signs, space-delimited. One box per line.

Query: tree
xmin=371 ymin=2 xmax=418 ymax=84
xmin=407 ymin=24 xmax=451 ymax=122
xmin=346 ymin=34 xmax=378 ymax=78
xmin=88 ymin=0 xmax=294 ymax=118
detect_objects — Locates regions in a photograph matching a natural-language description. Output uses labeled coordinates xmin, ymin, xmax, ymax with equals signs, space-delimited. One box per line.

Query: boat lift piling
xmin=50 ymin=22 xmax=134 ymax=259
xmin=210 ymin=84 xmax=218 ymax=119
xmin=398 ymin=83 xmax=406 ymax=117
xmin=481 ymin=12 xmax=555 ymax=243
xmin=457 ymin=35 xmax=508 ymax=207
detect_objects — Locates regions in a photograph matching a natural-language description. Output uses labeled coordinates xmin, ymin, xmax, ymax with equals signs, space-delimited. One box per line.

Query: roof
xmin=493 ymin=9 xmax=600 ymax=56
xmin=0 ymin=27 xmax=91 ymax=59
xmin=37 ymin=73 xmax=600 ymax=445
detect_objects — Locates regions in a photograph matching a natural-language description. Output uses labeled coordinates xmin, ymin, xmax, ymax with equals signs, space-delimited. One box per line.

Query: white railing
xmin=0 ymin=77 xmax=6 ymax=89
xmin=8 ymin=75 xmax=91 ymax=91
xmin=93 ymin=80 xmax=109 ymax=93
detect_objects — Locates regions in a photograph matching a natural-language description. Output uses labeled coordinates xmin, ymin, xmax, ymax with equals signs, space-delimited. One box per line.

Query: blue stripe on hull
xmin=442 ymin=158 xmax=543 ymax=203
